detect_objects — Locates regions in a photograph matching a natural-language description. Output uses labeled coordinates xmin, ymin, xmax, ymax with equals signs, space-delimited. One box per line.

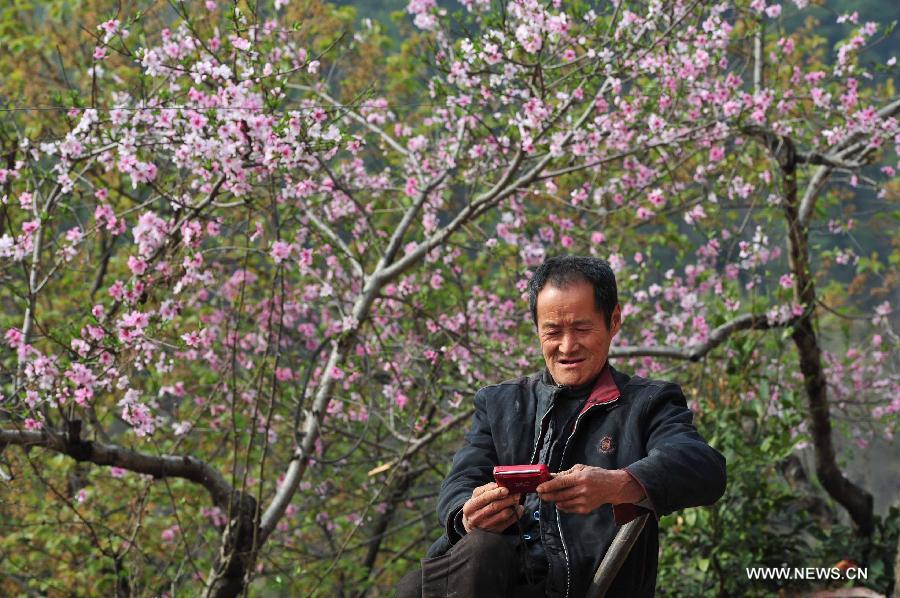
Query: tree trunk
xmin=775 ymin=137 xmax=874 ymax=535
xmin=203 ymin=491 xmax=259 ymax=598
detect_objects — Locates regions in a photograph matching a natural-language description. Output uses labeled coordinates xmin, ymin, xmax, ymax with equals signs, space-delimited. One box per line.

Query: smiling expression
xmin=536 ymin=280 xmax=621 ymax=387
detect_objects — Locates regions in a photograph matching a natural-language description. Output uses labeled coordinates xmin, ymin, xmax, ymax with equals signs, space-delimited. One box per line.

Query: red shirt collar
xmin=579 ymin=363 xmax=620 ymax=415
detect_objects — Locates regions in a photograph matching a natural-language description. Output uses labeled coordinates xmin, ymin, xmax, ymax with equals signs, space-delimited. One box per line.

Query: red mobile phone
xmin=493 ymin=464 xmax=550 ymax=494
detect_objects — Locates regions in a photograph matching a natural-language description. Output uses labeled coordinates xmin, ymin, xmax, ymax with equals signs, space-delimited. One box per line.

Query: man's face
xmin=536 ymin=280 xmax=621 ymax=387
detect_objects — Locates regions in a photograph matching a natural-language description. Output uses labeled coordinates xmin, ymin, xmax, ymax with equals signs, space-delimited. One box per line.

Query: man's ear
xmin=610 ymin=304 xmax=622 ymax=337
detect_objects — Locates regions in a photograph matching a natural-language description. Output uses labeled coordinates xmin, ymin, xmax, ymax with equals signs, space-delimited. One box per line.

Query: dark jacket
xmin=427 ymin=364 xmax=726 ymax=597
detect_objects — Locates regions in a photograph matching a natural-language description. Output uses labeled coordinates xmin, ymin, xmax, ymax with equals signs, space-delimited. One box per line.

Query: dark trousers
xmin=395 ymin=529 xmax=546 ymax=598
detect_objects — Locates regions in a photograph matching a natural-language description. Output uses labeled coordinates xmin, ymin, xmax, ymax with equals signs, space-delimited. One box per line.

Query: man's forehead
xmin=536 ymin=281 xmax=606 ymax=322
xmin=536 ymin=282 xmax=597 ymax=306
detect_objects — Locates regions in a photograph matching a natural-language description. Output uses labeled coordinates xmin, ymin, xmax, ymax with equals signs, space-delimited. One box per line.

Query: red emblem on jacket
xmin=599 ymin=436 xmax=614 ymax=453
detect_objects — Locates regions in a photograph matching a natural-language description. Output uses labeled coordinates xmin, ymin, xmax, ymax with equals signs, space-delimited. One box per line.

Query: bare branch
xmin=798 ymin=97 xmax=900 ymax=226
xmin=14 ymin=178 xmax=59 ymax=392
xmin=611 ymin=313 xmax=786 ymax=361
xmin=795 ymin=151 xmax=864 ymax=170
xmin=367 ymin=407 xmax=475 ymax=476
xmin=304 ymin=209 xmax=364 ymax=279
xmin=0 ymin=427 xmax=236 ymax=509
xmin=375 ymin=170 xmax=450 ymax=274
xmin=753 ymin=27 xmax=763 ymax=96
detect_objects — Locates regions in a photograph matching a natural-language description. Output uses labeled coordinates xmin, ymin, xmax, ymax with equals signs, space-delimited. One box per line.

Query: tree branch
xmin=753 ymin=26 xmax=763 ymax=96
xmin=375 ymin=170 xmax=450 ymax=274
xmin=377 ymin=75 xmax=613 ymax=286
xmin=304 ymin=209 xmax=364 ymax=280
xmin=288 ymin=84 xmax=413 ymax=164
xmin=611 ymin=313 xmax=786 ymax=361
xmin=0 ymin=426 xmax=236 ymax=509
xmin=798 ymin=97 xmax=900 ymax=226
xmin=795 ymin=151 xmax=864 ymax=170
xmin=366 ymin=407 xmax=475 ymax=476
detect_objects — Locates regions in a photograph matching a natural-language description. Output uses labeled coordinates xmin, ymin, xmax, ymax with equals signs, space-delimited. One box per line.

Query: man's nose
xmin=559 ymin=332 xmax=578 ymax=354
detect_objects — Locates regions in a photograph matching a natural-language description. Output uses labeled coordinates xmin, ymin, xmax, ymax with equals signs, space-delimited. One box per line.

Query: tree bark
xmin=756 ymin=130 xmax=875 ymax=535
xmin=202 ymin=491 xmax=259 ymax=598
xmin=360 ymin=463 xmax=415 ymax=582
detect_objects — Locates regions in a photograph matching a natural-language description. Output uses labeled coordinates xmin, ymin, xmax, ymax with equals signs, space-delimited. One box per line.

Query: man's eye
xmin=576 ymin=328 xmax=593 ymax=333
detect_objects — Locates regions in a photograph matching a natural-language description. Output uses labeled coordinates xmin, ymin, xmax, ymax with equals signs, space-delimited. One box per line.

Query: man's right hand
xmin=461 ymin=482 xmax=524 ymax=533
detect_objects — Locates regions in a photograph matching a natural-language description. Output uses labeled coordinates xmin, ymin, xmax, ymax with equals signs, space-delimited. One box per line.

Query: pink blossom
xmin=118 ymin=389 xmax=155 ymax=437
xmin=647 ymin=189 xmax=666 ymax=208
xmin=636 ymin=207 xmax=655 ymax=220
xmin=97 ymin=19 xmax=121 ymax=43
xmin=4 ymin=328 xmax=23 ymax=348
xmin=765 ymin=4 xmax=782 ymax=18
xmin=684 ymin=205 xmax=707 ymax=225
xmin=120 ymin=311 xmax=150 ymax=330
xmin=127 ymin=255 xmax=148 ymax=275
xmin=779 ymin=274 xmax=795 ymax=288
xmin=270 ymin=241 xmax=292 ymax=264
xmin=203 ymin=506 xmax=227 ymax=526
xmin=297 ymin=248 xmax=314 ymax=271
xmin=516 ymin=24 xmax=543 ymax=53
xmin=405 ymin=177 xmax=419 ymax=197
xmin=725 ymin=264 xmax=740 ymax=280
xmin=608 ymin=254 xmax=626 ymax=271
xmin=160 ymin=525 xmax=179 ymax=542
xmin=73 ymin=387 xmax=93 ymax=406
xmin=132 ymin=211 xmax=168 ymax=257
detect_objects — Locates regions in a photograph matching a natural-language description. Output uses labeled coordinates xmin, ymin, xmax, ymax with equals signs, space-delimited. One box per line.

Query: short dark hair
xmin=528 ymin=255 xmax=618 ymax=329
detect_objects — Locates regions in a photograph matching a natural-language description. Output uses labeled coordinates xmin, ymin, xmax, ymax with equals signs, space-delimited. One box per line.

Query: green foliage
xmin=658 ymin=365 xmax=896 ymax=597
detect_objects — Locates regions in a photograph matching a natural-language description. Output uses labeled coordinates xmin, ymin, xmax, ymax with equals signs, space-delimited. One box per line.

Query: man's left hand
xmin=536 ymin=464 xmax=645 ymax=514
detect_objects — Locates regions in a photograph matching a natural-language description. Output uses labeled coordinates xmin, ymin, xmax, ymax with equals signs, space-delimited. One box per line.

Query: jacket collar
xmin=579 ymin=363 xmax=621 ymax=415
xmin=535 ymin=361 xmax=622 ymax=408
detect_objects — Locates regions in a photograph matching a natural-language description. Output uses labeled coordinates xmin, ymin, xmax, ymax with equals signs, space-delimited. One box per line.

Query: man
xmin=397 ymin=255 xmax=726 ymax=597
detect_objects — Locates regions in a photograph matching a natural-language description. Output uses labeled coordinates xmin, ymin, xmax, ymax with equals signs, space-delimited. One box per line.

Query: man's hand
xmin=462 ymin=482 xmax=524 ymax=533
xmin=536 ymin=464 xmax=645 ymax=514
